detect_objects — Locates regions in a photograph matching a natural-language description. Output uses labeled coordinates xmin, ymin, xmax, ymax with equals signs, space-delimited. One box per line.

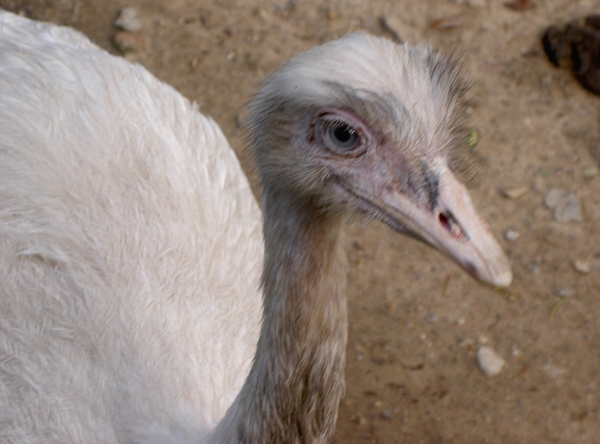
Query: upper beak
xmin=344 ymin=159 xmax=512 ymax=288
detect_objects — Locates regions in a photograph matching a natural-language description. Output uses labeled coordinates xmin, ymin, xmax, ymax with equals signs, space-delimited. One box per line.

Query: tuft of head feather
xmin=248 ymin=32 xmax=472 ymax=200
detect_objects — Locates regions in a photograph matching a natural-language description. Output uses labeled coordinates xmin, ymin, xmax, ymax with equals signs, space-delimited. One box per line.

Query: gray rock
xmin=544 ymin=188 xmax=583 ymax=222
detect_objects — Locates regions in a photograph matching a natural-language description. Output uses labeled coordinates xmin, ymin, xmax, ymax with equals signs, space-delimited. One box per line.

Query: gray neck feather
xmin=212 ymin=186 xmax=348 ymax=444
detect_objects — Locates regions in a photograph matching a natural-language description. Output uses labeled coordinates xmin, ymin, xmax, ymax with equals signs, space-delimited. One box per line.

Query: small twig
xmin=443 ymin=274 xmax=452 ymax=296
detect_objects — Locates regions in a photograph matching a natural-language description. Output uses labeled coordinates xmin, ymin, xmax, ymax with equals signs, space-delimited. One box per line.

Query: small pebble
xmin=350 ymin=413 xmax=367 ymax=425
xmin=558 ymin=287 xmax=575 ymax=298
xmin=114 ymin=7 xmax=142 ymax=32
xmin=501 ymin=186 xmax=528 ymax=199
xmin=542 ymin=363 xmax=567 ymax=379
xmin=477 ymin=346 xmax=505 ymax=377
xmin=380 ymin=409 xmax=394 ymax=420
xmin=505 ymin=229 xmax=520 ymax=241
xmin=573 ymin=260 xmax=591 ymax=274
xmin=583 ymin=165 xmax=598 ymax=179
xmin=189 ymin=57 xmax=199 ymax=73
xmin=510 ymin=346 xmax=521 ymax=357
xmin=544 ymin=188 xmax=564 ymax=207
xmin=544 ymin=188 xmax=583 ymax=223
xmin=455 ymin=317 xmax=465 ymax=326
xmin=425 ymin=312 xmax=439 ymax=323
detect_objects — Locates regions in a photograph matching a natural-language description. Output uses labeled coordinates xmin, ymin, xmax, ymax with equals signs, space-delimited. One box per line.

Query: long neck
xmin=212 ymin=187 xmax=348 ymax=444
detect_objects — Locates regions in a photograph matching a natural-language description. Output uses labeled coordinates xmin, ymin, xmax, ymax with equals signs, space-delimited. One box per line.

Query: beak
xmin=343 ymin=159 xmax=512 ymax=288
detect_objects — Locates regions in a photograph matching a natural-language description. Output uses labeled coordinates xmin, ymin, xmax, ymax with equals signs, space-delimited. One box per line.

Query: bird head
xmin=249 ymin=32 xmax=512 ymax=288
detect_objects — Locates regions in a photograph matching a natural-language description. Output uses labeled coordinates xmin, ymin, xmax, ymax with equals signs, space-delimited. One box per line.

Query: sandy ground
xmin=1 ymin=0 xmax=599 ymax=442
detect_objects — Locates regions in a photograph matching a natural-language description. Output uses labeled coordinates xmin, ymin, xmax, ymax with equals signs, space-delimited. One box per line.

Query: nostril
xmin=439 ymin=212 xmax=452 ymax=232
xmin=438 ymin=210 xmax=464 ymax=239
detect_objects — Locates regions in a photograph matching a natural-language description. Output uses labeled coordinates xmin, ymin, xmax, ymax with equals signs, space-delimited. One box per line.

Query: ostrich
xmin=0 ymin=10 xmax=511 ymax=444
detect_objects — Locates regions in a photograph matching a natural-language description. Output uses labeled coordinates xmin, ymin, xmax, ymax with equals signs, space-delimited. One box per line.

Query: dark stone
xmin=542 ymin=15 xmax=600 ymax=95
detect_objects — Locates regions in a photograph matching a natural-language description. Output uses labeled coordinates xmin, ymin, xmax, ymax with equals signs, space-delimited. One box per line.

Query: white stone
xmin=505 ymin=229 xmax=520 ymax=241
xmin=114 ymin=7 xmax=142 ymax=32
xmin=573 ymin=260 xmax=591 ymax=274
xmin=501 ymin=186 xmax=528 ymax=199
xmin=477 ymin=346 xmax=505 ymax=377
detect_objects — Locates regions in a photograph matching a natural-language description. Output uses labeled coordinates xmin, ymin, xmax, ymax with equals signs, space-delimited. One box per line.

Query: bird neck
xmin=212 ymin=187 xmax=348 ymax=444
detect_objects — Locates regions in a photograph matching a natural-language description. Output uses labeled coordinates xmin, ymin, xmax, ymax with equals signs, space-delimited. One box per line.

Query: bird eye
xmin=326 ymin=122 xmax=359 ymax=151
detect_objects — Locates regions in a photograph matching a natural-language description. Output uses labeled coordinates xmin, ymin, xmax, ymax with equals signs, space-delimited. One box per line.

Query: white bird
xmin=0 ymin=10 xmax=512 ymax=444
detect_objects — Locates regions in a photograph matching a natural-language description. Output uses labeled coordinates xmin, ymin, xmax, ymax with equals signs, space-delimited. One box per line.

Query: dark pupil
xmin=334 ymin=125 xmax=352 ymax=143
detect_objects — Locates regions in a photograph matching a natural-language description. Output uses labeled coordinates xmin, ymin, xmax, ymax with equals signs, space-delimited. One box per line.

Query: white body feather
xmin=0 ymin=11 xmax=262 ymax=443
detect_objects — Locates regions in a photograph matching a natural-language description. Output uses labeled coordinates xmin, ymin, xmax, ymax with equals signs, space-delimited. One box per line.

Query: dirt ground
xmin=2 ymin=0 xmax=599 ymax=442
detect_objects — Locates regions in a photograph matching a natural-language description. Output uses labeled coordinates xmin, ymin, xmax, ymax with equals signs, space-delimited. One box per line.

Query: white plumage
xmin=0 ymin=10 xmax=511 ymax=444
xmin=0 ymin=11 xmax=262 ymax=442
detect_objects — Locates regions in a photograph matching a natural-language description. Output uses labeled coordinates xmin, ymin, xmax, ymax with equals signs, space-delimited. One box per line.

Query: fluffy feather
xmin=0 ymin=11 xmax=262 ymax=443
